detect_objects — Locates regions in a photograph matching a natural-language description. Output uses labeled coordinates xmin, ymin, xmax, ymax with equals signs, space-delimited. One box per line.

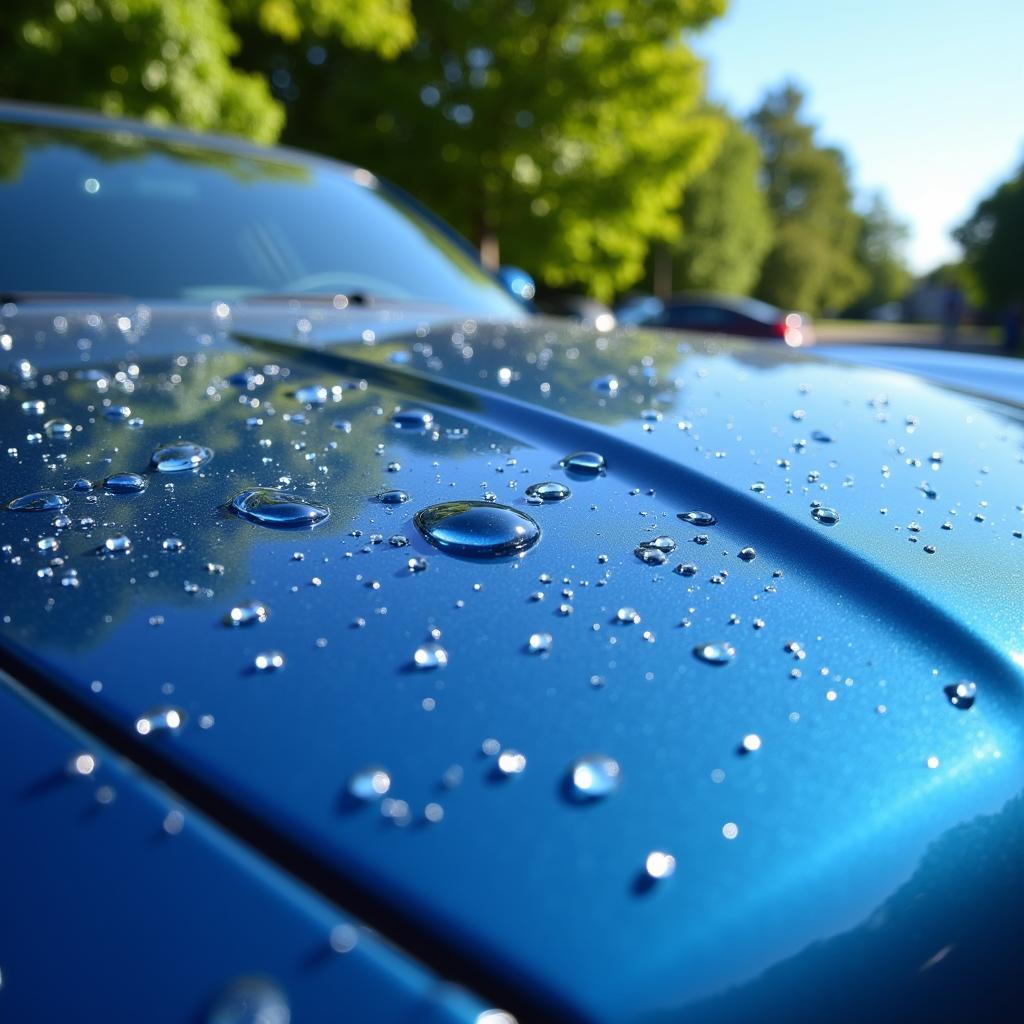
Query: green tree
xmin=953 ymin=161 xmax=1024 ymax=309
xmin=668 ymin=111 xmax=773 ymax=295
xmin=844 ymin=192 xmax=911 ymax=316
xmin=235 ymin=0 xmax=726 ymax=300
xmin=0 ymin=0 xmax=415 ymax=143
xmin=748 ymin=84 xmax=866 ymax=314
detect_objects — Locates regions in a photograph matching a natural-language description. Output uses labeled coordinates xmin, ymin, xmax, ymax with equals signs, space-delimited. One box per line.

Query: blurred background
xmin=1 ymin=0 xmax=1021 ymax=351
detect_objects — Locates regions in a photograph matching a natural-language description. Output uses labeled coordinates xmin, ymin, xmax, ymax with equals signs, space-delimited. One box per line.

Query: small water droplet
xmin=414 ymin=500 xmax=540 ymax=557
xmin=591 ymin=374 xmax=620 ymax=394
xmin=207 ymin=977 xmax=291 ymax=1024
xmin=568 ymin=754 xmax=622 ymax=800
xmin=559 ymin=451 xmax=606 ymax=476
xmin=225 ymin=600 xmax=269 ymax=627
xmin=103 ymin=472 xmax=147 ymax=495
xmin=377 ymin=488 xmax=409 ymax=505
xmin=67 ymin=752 xmax=97 ymax=776
xmin=254 ymin=651 xmax=285 ymax=671
xmin=161 ymin=537 xmax=185 ymax=553
xmin=810 ymin=506 xmax=840 ymax=526
xmin=616 ymin=607 xmax=641 ymax=624
xmin=294 ymin=384 xmax=328 ymax=406
xmin=230 ymin=489 xmax=330 ymax=529
xmin=527 ymin=632 xmax=552 ymax=653
xmin=810 ymin=430 xmax=834 ymax=443
xmin=104 ymin=405 xmax=132 ymax=421
xmin=102 ymin=534 xmax=132 ymax=554
xmin=944 ymin=680 xmax=976 ymax=709
xmin=678 ymin=510 xmax=716 ymax=527
xmin=5 ymin=491 xmax=69 ymax=512
xmin=497 ymin=749 xmax=527 ymax=775
xmin=738 ymin=547 xmax=756 ymax=561
xmin=407 ymin=556 xmax=428 ymax=573
xmin=693 ymin=642 xmax=735 ymax=665
xmin=135 ymin=706 xmax=185 ymax=736
xmin=44 ymin=418 xmax=72 ymax=438
xmin=674 ymin=562 xmax=698 ymax=577
xmin=150 ymin=440 xmax=214 ymax=472
xmin=348 ymin=765 xmax=391 ymax=801
xmin=644 ymin=850 xmax=676 ymax=880
xmin=391 ymin=407 xmax=434 ymax=429
xmin=525 ymin=481 xmax=571 ymax=504
xmin=740 ymin=733 xmax=762 ymax=753
xmin=413 ymin=641 xmax=448 ymax=669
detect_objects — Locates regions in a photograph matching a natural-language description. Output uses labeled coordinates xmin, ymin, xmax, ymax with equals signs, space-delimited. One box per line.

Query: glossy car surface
xmin=616 ymin=293 xmax=814 ymax=346
xmin=0 ymin=104 xmax=1022 ymax=1023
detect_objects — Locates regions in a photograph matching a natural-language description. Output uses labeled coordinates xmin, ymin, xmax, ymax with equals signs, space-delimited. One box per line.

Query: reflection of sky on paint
xmin=692 ymin=0 xmax=1024 ymax=273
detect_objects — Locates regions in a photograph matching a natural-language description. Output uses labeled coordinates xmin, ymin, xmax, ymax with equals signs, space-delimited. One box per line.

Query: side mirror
xmin=496 ymin=266 xmax=536 ymax=303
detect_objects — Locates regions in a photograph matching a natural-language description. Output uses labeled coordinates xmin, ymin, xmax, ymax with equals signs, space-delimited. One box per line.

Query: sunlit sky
xmin=691 ymin=0 xmax=1024 ymax=274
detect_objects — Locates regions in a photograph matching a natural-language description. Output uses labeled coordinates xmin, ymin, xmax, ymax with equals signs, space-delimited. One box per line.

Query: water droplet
xmin=591 ymin=374 xmax=620 ymax=394
xmin=568 ymin=754 xmax=622 ymax=800
xmin=377 ymin=488 xmax=409 ymax=505
xmin=693 ymin=641 xmax=735 ymax=665
xmin=678 ymin=510 xmax=716 ymax=527
xmin=413 ymin=641 xmax=448 ymax=669
xmin=161 ymin=537 xmax=185 ymax=553
xmin=944 ymin=680 xmax=976 ymax=709
xmin=527 ymin=632 xmax=552 ymax=653
xmin=674 ymin=563 xmax=698 ymax=577
xmin=67 ymin=752 xmax=97 ymax=776
xmin=150 ymin=440 xmax=214 ymax=472
xmin=254 ymin=651 xmax=285 ymax=671
xmin=525 ymin=481 xmax=571 ymax=504
xmin=740 ymin=733 xmax=762 ymax=753
xmin=810 ymin=506 xmax=840 ymax=526
xmin=810 ymin=430 xmax=834 ymax=443
xmin=391 ymin=407 xmax=434 ymax=430
xmin=230 ymin=489 xmax=330 ymax=530
xmin=21 ymin=399 xmax=45 ymax=415
xmin=207 ymin=977 xmax=291 ymax=1024
xmin=644 ymin=850 xmax=676 ymax=880
xmin=414 ymin=501 xmax=540 ymax=558
xmin=294 ymin=384 xmax=328 ymax=406
xmin=225 ymin=600 xmax=269 ymax=627
xmin=44 ymin=418 xmax=72 ymax=438
xmin=102 ymin=535 xmax=132 ymax=554
xmin=616 ymin=607 xmax=641 ymax=624
xmin=634 ymin=546 xmax=666 ymax=565
xmin=497 ymin=749 xmax=527 ymax=775
xmin=559 ymin=451 xmax=606 ymax=476
xmin=135 ymin=706 xmax=184 ymax=736
xmin=103 ymin=472 xmax=147 ymax=495
xmin=348 ymin=765 xmax=391 ymax=801
xmin=104 ymin=405 xmax=132 ymax=421
xmin=738 ymin=547 xmax=756 ymax=561
xmin=5 ymin=491 xmax=68 ymax=512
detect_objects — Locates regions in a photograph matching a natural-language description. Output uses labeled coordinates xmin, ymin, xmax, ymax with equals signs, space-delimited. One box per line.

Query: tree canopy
xmin=236 ymin=0 xmax=726 ymax=300
xmin=748 ymin=84 xmax=867 ymax=314
xmin=845 ymin=192 xmax=911 ymax=316
xmin=953 ymin=161 xmax=1024 ymax=309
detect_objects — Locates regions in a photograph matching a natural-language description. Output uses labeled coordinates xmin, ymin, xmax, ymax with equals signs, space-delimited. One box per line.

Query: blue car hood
xmin=1 ymin=301 xmax=1022 ymax=1022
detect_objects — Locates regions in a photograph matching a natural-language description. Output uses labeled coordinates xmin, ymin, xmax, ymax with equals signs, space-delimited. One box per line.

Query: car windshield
xmin=0 ymin=119 xmax=523 ymax=317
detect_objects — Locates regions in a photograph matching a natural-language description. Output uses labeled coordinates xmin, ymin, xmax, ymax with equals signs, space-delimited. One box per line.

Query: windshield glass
xmin=0 ymin=120 xmax=523 ymax=317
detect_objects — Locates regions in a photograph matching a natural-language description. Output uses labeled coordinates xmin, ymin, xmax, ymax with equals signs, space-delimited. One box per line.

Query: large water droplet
xmin=559 ymin=451 xmax=606 ymax=476
xmin=391 ymin=407 xmax=434 ymax=430
xmin=44 ymin=418 xmax=73 ymax=438
xmin=207 ymin=977 xmax=291 ymax=1024
xmin=644 ymin=850 xmax=676 ymax=880
xmin=810 ymin=506 xmax=840 ymax=526
xmin=150 ymin=440 xmax=214 ymax=473
xmin=348 ymin=765 xmax=391 ymax=801
xmin=377 ymin=488 xmax=409 ymax=505
xmin=102 ymin=535 xmax=132 ymax=554
xmin=230 ymin=489 xmax=330 ymax=529
xmin=527 ymin=632 xmax=553 ymax=654
xmin=568 ymin=754 xmax=622 ymax=800
xmin=497 ymin=749 xmax=527 ymax=775
xmin=414 ymin=501 xmax=540 ymax=558
xmin=5 ymin=491 xmax=69 ymax=512
xmin=678 ymin=510 xmax=716 ymax=527
xmin=944 ymin=680 xmax=976 ymax=709
xmin=693 ymin=641 xmax=736 ymax=665
xmin=413 ymin=641 xmax=448 ymax=669
xmin=225 ymin=600 xmax=269 ymax=627
xmin=103 ymin=472 xmax=147 ymax=495
xmin=525 ymin=481 xmax=571 ymax=504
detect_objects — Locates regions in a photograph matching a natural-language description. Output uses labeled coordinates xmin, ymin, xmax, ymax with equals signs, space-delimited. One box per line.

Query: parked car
xmin=616 ymin=292 xmax=814 ymax=346
xmin=532 ymin=285 xmax=618 ymax=331
xmin=0 ymin=102 xmax=1021 ymax=1024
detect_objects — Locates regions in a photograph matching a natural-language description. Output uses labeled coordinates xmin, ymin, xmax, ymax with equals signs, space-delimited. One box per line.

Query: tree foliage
xmin=237 ymin=0 xmax=726 ymax=300
xmin=845 ymin=192 xmax=912 ymax=316
xmin=669 ymin=111 xmax=773 ymax=295
xmin=748 ymin=84 xmax=866 ymax=314
xmin=953 ymin=162 xmax=1024 ymax=309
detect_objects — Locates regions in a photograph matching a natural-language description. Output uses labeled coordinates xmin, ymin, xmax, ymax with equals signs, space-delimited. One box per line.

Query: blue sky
xmin=690 ymin=0 xmax=1024 ymax=273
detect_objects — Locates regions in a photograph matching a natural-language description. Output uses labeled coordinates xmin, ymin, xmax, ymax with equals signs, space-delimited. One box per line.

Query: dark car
xmin=0 ymin=102 xmax=1022 ymax=1024
xmin=616 ymin=292 xmax=814 ymax=346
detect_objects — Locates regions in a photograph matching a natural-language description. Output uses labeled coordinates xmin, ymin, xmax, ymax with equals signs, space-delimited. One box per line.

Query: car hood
xmin=1 ymin=301 xmax=1022 ymax=1022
